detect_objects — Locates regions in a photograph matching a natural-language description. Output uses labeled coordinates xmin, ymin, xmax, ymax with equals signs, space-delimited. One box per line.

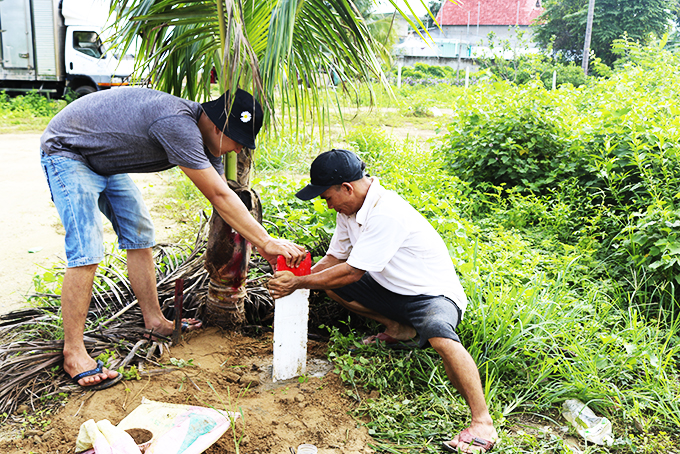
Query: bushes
xmin=435 ymin=38 xmax=680 ymax=313
xmin=483 ymin=54 xmax=589 ymax=88
xmin=389 ymin=62 xmax=469 ymax=86
xmin=396 ymin=62 xmax=457 ymax=80
xmin=435 ymin=80 xmax=582 ymax=194
xmin=0 ymin=90 xmax=63 ymax=117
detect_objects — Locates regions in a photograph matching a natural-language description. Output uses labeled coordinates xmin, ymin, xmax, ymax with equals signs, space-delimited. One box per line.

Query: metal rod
xmin=172 ymin=278 xmax=184 ymax=344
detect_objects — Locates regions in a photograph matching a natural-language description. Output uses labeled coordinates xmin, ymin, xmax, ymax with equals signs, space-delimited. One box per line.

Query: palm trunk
xmin=203 ymin=149 xmax=261 ymax=328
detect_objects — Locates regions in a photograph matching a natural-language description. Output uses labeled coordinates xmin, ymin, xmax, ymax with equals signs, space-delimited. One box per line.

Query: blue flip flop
xmin=181 ymin=319 xmax=203 ymax=332
xmin=70 ymin=359 xmax=123 ymax=391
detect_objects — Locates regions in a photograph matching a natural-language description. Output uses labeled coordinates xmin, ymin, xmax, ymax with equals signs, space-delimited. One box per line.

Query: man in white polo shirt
xmin=268 ymin=149 xmax=498 ymax=453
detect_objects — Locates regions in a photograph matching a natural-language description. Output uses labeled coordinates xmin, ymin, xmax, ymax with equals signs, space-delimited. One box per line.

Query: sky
xmin=374 ymin=0 xmax=431 ymax=17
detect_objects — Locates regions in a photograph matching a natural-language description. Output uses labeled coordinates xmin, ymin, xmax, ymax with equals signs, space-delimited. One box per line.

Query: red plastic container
xmin=276 ymin=252 xmax=312 ymax=276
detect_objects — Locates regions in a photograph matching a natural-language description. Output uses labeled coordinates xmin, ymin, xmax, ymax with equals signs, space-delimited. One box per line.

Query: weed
xmin=169 ymin=357 xmax=195 ymax=368
xmin=96 ymin=349 xmax=117 ymax=366
xmin=20 ymin=408 xmax=52 ymax=432
xmin=205 ymin=380 xmax=248 ymax=454
xmin=118 ymin=365 xmax=142 ymax=381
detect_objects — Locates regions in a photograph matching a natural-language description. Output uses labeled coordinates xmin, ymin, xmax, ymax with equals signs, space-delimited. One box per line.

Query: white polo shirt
xmin=326 ymin=178 xmax=468 ymax=314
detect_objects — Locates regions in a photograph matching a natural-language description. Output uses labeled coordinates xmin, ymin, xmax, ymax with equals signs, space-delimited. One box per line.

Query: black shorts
xmin=333 ymin=273 xmax=462 ymax=347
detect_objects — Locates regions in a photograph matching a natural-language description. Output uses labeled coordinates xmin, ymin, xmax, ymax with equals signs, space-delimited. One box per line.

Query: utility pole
xmin=582 ymin=0 xmax=596 ymax=75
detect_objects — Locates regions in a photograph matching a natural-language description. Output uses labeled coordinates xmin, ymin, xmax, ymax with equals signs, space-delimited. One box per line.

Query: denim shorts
xmin=332 ymin=273 xmax=462 ymax=347
xmin=41 ymin=151 xmax=155 ymax=268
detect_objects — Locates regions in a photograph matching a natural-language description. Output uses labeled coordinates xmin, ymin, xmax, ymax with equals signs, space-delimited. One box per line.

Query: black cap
xmin=295 ymin=149 xmax=365 ymax=200
xmin=201 ymin=88 xmax=263 ymax=149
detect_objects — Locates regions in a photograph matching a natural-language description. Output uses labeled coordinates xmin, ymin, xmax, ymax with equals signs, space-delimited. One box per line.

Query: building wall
xmin=429 ymin=24 xmax=533 ymax=48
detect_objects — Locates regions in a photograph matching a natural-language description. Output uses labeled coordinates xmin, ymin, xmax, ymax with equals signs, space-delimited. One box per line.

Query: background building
xmin=394 ymin=0 xmax=544 ymax=69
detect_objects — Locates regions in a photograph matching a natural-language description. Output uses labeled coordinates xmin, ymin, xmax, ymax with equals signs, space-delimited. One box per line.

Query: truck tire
xmin=74 ymin=85 xmax=97 ymax=97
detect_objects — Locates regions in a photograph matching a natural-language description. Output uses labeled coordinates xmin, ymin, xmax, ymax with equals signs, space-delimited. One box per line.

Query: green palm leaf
xmin=112 ymin=0 xmax=432 ymax=131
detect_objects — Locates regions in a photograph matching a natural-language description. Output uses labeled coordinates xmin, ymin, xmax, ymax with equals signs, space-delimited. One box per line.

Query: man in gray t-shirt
xmin=41 ymin=87 xmax=305 ymax=390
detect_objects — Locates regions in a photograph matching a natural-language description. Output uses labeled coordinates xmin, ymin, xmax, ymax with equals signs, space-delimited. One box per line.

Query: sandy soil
xmin=0 ymin=328 xmax=376 ymax=453
xmin=0 ymin=133 xmax=176 ymax=314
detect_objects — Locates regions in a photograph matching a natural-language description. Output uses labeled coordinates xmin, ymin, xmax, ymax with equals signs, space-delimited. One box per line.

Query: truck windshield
xmin=73 ymin=32 xmax=106 ymax=59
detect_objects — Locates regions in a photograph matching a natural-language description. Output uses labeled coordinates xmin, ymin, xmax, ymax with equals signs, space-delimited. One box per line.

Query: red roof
xmin=435 ymin=0 xmax=543 ymax=26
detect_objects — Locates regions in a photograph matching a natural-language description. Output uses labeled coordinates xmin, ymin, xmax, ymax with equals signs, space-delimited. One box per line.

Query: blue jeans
xmin=41 ymin=151 xmax=155 ymax=268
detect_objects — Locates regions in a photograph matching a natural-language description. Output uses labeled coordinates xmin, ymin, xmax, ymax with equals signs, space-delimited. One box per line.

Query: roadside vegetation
xmin=0 ymin=91 xmax=67 ymax=133
xmin=4 ymin=37 xmax=680 ymax=453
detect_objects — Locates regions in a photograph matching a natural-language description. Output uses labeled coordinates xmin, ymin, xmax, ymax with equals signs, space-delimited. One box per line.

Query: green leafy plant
xmin=118 ymin=365 xmax=142 ymax=381
xmin=435 ymin=80 xmax=582 ymax=195
xmin=169 ymin=358 xmax=195 ymax=368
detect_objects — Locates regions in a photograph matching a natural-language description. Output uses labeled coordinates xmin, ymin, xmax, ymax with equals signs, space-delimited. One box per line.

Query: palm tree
xmin=112 ymin=0 xmax=429 ymax=326
xmin=112 ymin=0 xmax=429 ymax=124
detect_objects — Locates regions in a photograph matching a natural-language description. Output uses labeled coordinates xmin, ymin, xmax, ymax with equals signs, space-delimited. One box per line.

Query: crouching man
xmin=268 ymin=149 xmax=497 ymax=453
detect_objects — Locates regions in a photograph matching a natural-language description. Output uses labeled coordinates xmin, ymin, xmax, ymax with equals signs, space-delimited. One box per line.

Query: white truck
xmin=0 ymin=0 xmax=134 ymax=97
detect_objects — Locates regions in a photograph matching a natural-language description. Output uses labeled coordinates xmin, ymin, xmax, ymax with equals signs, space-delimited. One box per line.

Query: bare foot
xmin=64 ymin=355 xmax=118 ymax=387
xmin=146 ymin=317 xmax=203 ymax=338
xmin=444 ymin=423 xmax=498 ymax=453
xmin=362 ymin=322 xmax=417 ymax=345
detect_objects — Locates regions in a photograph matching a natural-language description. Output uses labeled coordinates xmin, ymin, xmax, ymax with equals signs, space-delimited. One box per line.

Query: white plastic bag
xmin=562 ymin=399 xmax=614 ymax=446
xmin=76 ymin=419 xmax=140 ymax=454
xmin=116 ymin=398 xmax=237 ymax=454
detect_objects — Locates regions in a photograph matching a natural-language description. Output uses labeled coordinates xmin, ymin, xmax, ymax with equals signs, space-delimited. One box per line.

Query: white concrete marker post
xmin=272 ymin=253 xmax=312 ymax=382
xmin=272 ymin=288 xmax=310 ymax=381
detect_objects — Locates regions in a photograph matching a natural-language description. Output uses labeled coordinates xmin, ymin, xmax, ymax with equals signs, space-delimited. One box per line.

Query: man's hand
xmin=258 ymin=238 xmax=306 ymax=269
xmin=268 ymin=270 xmax=297 ymax=299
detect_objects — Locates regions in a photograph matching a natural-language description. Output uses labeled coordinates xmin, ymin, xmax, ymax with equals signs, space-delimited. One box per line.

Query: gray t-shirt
xmin=40 ymin=88 xmax=223 ymax=176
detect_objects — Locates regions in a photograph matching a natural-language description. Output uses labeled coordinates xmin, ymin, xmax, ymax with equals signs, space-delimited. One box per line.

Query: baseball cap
xmin=295 ymin=149 xmax=365 ymax=200
xmin=201 ymin=89 xmax=263 ymax=149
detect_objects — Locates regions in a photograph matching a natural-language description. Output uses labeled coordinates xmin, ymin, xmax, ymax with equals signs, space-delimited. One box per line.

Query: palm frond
xmin=111 ymin=0 xmax=431 ymax=139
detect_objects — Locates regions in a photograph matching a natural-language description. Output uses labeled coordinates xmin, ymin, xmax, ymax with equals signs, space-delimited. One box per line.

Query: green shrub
xmin=0 ymin=90 xmax=62 ymax=117
xmin=613 ymin=203 xmax=680 ymax=314
xmin=394 ymin=62 xmax=458 ymax=81
xmin=484 ymin=55 xmax=589 ymax=88
xmin=435 ymin=80 xmax=581 ymax=194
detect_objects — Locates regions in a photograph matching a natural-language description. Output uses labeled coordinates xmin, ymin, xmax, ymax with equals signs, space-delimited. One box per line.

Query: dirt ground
xmin=0 ymin=328 xmax=376 ymax=453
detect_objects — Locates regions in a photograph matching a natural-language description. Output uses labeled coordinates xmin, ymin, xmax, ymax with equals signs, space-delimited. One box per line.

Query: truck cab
xmin=65 ymin=25 xmax=134 ymax=96
xmin=0 ymin=0 xmax=134 ymax=97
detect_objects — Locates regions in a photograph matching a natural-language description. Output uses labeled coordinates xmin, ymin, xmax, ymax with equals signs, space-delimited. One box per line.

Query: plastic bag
xmin=76 ymin=419 xmax=140 ymax=454
xmin=116 ymin=398 xmax=237 ymax=454
xmin=562 ymin=399 xmax=614 ymax=446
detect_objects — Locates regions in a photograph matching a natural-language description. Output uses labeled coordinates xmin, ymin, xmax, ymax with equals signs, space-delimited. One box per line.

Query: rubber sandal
xmin=70 ymin=360 xmax=123 ymax=391
xmin=442 ymin=428 xmax=496 ymax=453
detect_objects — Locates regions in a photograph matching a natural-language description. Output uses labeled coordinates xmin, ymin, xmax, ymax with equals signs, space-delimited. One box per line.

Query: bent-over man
xmin=268 ymin=149 xmax=497 ymax=453
xmin=41 ymin=87 xmax=305 ymax=390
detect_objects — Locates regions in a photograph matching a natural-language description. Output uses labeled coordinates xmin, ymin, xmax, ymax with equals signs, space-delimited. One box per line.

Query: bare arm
xmin=311 ymin=254 xmax=345 ymax=274
xmin=268 ymin=256 xmax=365 ymax=299
xmin=180 ymin=166 xmax=305 ymax=265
